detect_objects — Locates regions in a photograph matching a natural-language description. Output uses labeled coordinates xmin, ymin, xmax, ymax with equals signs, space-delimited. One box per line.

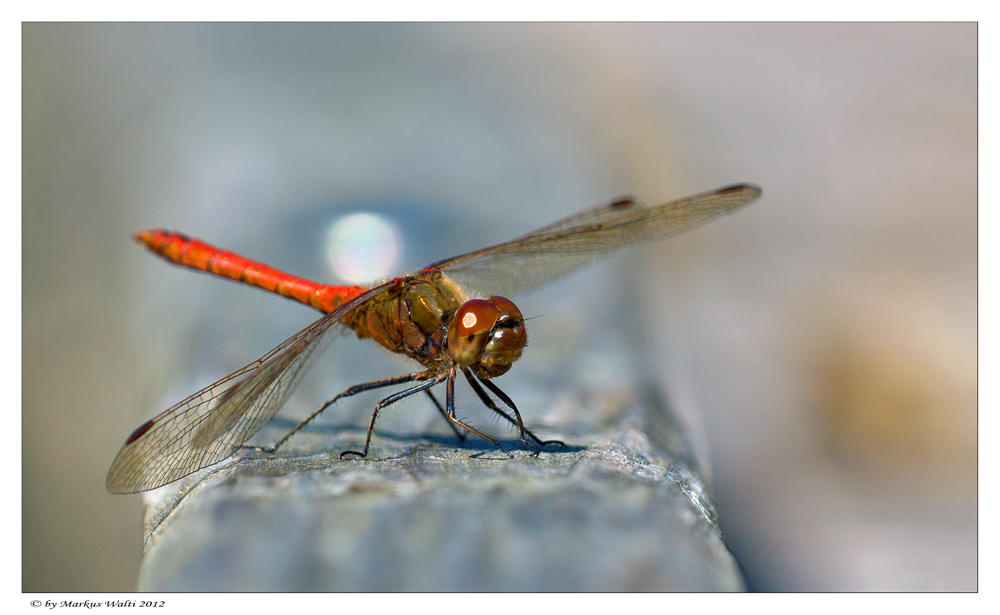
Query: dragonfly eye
xmin=447 ymin=299 xmax=499 ymax=366
xmin=472 ymin=295 xmax=527 ymax=379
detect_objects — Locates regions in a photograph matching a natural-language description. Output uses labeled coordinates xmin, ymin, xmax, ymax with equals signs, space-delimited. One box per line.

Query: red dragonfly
xmin=106 ymin=184 xmax=761 ymax=493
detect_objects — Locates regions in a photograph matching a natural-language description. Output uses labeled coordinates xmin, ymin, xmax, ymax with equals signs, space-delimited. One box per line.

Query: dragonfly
xmin=106 ymin=183 xmax=761 ymax=493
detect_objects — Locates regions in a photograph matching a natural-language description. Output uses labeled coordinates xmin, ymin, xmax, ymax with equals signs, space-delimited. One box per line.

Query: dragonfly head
xmin=447 ymin=296 xmax=527 ymax=378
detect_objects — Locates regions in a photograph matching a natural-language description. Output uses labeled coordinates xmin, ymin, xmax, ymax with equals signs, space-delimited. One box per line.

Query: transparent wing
xmin=105 ymin=284 xmax=387 ymax=493
xmin=430 ymin=184 xmax=761 ymax=298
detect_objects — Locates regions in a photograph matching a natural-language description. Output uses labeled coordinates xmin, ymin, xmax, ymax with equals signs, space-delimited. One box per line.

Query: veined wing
xmin=106 ymin=284 xmax=387 ymax=494
xmin=429 ymin=184 xmax=761 ymax=298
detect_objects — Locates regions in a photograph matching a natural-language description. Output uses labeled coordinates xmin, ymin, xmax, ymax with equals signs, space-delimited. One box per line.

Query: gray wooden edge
xmin=136 ymin=384 xmax=744 ymax=591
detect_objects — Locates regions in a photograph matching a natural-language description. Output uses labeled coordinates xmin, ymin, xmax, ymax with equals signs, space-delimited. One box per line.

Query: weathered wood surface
xmin=137 ymin=379 xmax=743 ymax=591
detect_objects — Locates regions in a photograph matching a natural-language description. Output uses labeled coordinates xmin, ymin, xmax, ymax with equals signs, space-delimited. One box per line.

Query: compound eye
xmin=489 ymin=295 xmax=522 ymax=324
xmin=454 ymin=299 xmax=499 ymax=336
xmin=447 ymin=299 xmax=500 ymax=366
xmin=473 ymin=296 xmax=528 ymax=379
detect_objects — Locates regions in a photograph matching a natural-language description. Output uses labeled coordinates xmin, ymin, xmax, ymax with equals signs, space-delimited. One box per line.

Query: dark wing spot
xmin=125 ymin=419 xmax=156 ymax=445
xmin=715 ymin=184 xmax=748 ymax=195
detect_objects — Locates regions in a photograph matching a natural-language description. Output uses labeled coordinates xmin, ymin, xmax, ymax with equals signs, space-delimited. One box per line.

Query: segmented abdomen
xmin=134 ymin=229 xmax=366 ymax=313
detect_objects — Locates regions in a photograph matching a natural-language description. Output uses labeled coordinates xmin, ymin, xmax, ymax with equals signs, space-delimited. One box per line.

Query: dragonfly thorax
xmin=344 ymin=271 xmax=528 ymax=378
xmin=346 ymin=272 xmax=462 ymax=367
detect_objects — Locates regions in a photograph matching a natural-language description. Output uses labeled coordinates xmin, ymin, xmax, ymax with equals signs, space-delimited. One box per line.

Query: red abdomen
xmin=134 ymin=229 xmax=365 ymax=313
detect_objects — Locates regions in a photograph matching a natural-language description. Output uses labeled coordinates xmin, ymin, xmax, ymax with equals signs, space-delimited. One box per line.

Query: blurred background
xmin=22 ymin=23 xmax=975 ymax=591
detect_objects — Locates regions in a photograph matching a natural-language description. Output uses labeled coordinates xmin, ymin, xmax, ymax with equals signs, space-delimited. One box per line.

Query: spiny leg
xmin=340 ymin=373 xmax=448 ymax=459
xmin=463 ymin=368 xmax=566 ymax=450
xmin=445 ymin=367 xmax=512 ymax=458
xmin=426 ymin=389 xmax=466 ymax=442
xmin=477 ymin=375 xmax=566 ymax=448
xmin=461 ymin=368 xmax=528 ymax=446
xmin=246 ymin=370 xmax=437 ymax=454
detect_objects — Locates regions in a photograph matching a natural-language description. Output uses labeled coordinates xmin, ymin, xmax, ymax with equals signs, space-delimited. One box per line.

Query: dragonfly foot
xmin=539 ymin=438 xmax=566 ymax=449
xmin=484 ymin=439 xmax=513 ymax=459
xmin=520 ymin=436 xmax=543 ymax=454
xmin=340 ymin=449 xmax=367 ymax=460
xmin=521 ymin=427 xmax=566 ymax=450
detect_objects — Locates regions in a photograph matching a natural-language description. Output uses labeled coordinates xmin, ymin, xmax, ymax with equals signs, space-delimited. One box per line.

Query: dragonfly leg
xmin=463 ymin=368 xmax=566 ymax=451
xmin=444 ymin=367 xmax=512 ymax=458
xmin=461 ymin=368 xmax=528 ymax=448
xmin=246 ymin=370 xmax=437 ymax=454
xmin=426 ymin=389 xmax=466 ymax=442
xmin=340 ymin=373 xmax=448 ymax=459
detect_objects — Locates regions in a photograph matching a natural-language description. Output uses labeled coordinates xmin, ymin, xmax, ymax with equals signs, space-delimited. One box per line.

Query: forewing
xmin=106 ymin=285 xmax=386 ymax=493
xmin=430 ymin=184 xmax=760 ymax=297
